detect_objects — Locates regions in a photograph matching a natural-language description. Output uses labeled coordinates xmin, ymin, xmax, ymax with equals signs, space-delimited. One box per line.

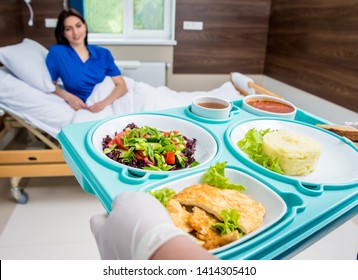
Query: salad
xmin=237 ymin=128 xmax=284 ymax=174
xmin=149 ymin=162 xmax=247 ymax=206
xmin=102 ymin=123 xmax=199 ymax=171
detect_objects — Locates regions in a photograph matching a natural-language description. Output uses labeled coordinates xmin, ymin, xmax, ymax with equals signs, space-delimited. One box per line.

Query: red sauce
xmin=247 ymin=99 xmax=294 ymax=114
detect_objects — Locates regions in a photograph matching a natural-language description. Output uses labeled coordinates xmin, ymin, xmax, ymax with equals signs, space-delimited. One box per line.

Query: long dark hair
xmin=55 ymin=8 xmax=88 ymax=45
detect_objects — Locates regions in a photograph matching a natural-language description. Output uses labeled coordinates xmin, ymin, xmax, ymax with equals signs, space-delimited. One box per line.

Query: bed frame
xmin=0 ymin=110 xmax=73 ymax=204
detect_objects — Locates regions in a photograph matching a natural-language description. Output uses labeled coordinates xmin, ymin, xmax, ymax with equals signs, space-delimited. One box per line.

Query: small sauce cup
xmin=191 ymin=96 xmax=232 ymax=119
xmin=242 ymin=95 xmax=297 ymax=119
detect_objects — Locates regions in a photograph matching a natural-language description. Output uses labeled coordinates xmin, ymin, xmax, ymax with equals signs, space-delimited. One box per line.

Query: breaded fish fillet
xmin=189 ymin=206 xmax=239 ymax=250
xmin=165 ymin=199 xmax=193 ymax=233
xmin=173 ymin=184 xmax=265 ymax=234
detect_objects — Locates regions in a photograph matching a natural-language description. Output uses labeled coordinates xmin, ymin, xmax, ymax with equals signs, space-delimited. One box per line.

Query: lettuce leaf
xmin=237 ymin=128 xmax=284 ymax=175
xmin=149 ymin=187 xmax=176 ymax=206
xmin=211 ymin=208 xmax=243 ymax=236
xmin=202 ymin=162 xmax=246 ymax=191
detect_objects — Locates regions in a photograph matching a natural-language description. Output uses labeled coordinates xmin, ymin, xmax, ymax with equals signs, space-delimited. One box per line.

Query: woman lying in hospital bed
xmin=0 ymin=38 xmax=246 ymax=139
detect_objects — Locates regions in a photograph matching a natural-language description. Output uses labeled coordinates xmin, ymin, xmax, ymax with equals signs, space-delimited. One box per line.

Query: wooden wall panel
xmin=0 ymin=0 xmax=23 ymax=47
xmin=0 ymin=0 xmax=63 ymax=48
xmin=265 ymin=0 xmax=358 ymax=111
xmin=21 ymin=0 xmax=63 ymax=48
xmin=173 ymin=0 xmax=271 ymax=74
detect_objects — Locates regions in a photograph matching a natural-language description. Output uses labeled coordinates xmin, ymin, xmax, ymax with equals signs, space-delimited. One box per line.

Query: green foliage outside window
xmin=84 ymin=0 xmax=165 ymax=34
xmin=85 ymin=0 xmax=123 ymax=33
xmin=134 ymin=0 xmax=164 ymax=30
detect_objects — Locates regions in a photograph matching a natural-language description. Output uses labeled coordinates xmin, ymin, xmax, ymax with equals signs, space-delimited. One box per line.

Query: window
xmin=70 ymin=0 xmax=176 ymax=45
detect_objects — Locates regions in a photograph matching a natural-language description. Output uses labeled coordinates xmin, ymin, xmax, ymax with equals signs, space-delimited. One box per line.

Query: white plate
xmin=230 ymin=119 xmax=358 ymax=185
xmin=90 ymin=114 xmax=218 ymax=173
xmin=143 ymin=167 xmax=287 ymax=254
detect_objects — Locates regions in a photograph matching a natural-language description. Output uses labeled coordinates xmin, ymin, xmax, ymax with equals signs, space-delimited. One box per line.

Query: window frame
xmin=75 ymin=0 xmax=177 ymax=46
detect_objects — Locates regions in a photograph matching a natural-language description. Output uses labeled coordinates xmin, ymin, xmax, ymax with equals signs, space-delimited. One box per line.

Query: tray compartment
xmin=141 ymin=165 xmax=294 ymax=255
xmin=225 ymin=117 xmax=358 ymax=196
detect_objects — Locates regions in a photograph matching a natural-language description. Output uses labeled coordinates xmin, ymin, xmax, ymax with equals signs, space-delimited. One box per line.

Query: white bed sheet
xmin=0 ymin=67 xmax=75 ymax=138
xmin=0 ymin=67 xmax=243 ymax=139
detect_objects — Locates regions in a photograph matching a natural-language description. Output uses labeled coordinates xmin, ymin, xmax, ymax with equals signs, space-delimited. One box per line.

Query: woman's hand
xmin=84 ymin=76 xmax=128 ymax=113
xmin=52 ymin=85 xmax=87 ymax=111
xmin=87 ymin=100 xmax=107 ymax=113
xmin=66 ymin=94 xmax=87 ymax=111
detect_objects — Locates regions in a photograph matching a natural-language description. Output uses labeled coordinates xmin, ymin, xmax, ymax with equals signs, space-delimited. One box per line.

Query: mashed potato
xmin=262 ymin=129 xmax=322 ymax=176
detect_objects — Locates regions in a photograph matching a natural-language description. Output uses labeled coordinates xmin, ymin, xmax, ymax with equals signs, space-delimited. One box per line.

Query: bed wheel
xmin=11 ymin=187 xmax=29 ymax=204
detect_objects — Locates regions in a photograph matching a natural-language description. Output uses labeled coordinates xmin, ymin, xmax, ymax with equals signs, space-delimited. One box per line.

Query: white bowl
xmin=90 ymin=114 xmax=218 ymax=175
xmin=242 ymin=95 xmax=297 ymax=120
xmin=191 ymin=96 xmax=232 ymax=119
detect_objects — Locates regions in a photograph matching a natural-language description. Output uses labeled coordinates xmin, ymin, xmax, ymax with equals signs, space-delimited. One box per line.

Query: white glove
xmin=90 ymin=191 xmax=187 ymax=260
xmin=231 ymin=72 xmax=256 ymax=95
xmin=345 ymin=121 xmax=358 ymax=129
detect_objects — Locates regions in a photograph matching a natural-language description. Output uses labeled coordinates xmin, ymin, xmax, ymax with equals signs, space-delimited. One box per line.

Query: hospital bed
xmin=0 ymin=100 xmax=73 ymax=204
xmin=1 ymin=39 xmax=272 ymax=203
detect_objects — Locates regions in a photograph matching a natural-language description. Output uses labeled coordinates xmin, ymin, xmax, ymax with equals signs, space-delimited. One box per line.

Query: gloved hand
xmin=230 ymin=72 xmax=256 ymax=95
xmin=345 ymin=121 xmax=358 ymax=129
xmin=90 ymin=191 xmax=187 ymax=260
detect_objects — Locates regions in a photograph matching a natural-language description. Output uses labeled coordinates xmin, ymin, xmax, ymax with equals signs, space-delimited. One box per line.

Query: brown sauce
xmin=197 ymin=102 xmax=228 ymax=109
xmin=247 ymin=99 xmax=294 ymax=113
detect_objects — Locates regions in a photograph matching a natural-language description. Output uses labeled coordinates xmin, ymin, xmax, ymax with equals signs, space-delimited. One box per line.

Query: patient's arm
xmin=52 ymin=84 xmax=87 ymax=111
xmin=87 ymin=75 xmax=128 ymax=113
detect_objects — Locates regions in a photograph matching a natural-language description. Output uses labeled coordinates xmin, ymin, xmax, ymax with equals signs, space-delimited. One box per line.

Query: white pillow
xmin=0 ymin=38 xmax=55 ymax=93
xmin=0 ymin=68 xmax=74 ymax=138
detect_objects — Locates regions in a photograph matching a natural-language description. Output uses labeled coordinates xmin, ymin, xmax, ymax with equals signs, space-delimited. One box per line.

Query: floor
xmin=0 ymin=177 xmax=102 ymax=259
xmin=0 ymin=128 xmax=357 ymax=260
